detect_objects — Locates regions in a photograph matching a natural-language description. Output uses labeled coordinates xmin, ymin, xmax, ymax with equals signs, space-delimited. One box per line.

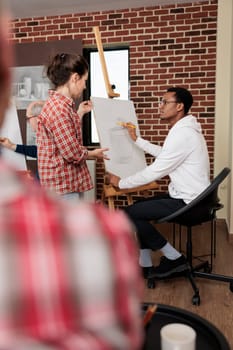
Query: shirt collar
xmin=49 ymin=90 xmax=75 ymax=109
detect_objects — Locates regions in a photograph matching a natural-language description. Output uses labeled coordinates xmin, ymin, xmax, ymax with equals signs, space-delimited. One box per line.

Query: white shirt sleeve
xmin=135 ymin=137 xmax=162 ymax=157
xmin=119 ymin=128 xmax=191 ymax=189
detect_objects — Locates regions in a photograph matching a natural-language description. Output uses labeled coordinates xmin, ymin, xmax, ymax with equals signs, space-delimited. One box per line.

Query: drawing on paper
xmin=91 ymin=97 xmax=147 ymax=178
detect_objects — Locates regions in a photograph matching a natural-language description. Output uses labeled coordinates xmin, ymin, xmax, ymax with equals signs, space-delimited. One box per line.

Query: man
xmin=0 ymin=6 xmax=143 ymax=350
xmin=109 ymin=87 xmax=210 ymax=279
xmin=0 ymin=100 xmax=44 ymax=159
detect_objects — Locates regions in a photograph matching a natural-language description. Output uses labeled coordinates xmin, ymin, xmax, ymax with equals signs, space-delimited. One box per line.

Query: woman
xmin=37 ymin=53 xmax=109 ymax=201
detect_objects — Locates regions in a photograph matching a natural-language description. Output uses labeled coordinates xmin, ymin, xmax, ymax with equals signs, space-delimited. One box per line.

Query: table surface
xmin=142 ymin=303 xmax=230 ymax=350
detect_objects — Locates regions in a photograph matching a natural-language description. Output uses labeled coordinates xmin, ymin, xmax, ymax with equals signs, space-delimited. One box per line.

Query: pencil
xmin=143 ymin=304 xmax=157 ymax=328
xmin=116 ymin=121 xmax=136 ymax=129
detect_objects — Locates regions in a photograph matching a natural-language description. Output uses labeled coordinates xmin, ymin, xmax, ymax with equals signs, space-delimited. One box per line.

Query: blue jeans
xmin=124 ymin=193 xmax=186 ymax=251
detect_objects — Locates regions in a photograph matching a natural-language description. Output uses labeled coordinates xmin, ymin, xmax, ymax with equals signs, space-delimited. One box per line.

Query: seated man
xmin=109 ymin=86 xmax=210 ymax=279
xmin=0 ymin=7 xmax=144 ymax=350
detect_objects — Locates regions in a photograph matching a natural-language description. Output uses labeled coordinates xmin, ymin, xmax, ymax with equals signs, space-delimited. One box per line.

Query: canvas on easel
xmin=91 ymin=96 xmax=147 ymax=178
xmin=92 ymin=27 xmax=157 ymax=210
xmin=0 ymin=101 xmax=27 ymax=170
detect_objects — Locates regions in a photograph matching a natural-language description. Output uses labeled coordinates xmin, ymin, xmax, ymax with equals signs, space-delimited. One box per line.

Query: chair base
xmin=147 ymin=260 xmax=233 ymax=305
xmin=172 ymin=219 xmax=216 ymax=270
xmin=147 ymin=214 xmax=233 ymax=305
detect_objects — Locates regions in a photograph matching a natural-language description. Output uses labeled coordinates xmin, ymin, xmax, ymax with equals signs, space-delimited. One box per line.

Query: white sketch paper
xmin=0 ymin=101 xmax=27 ymax=170
xmin=91 ymin=97 xmax=146 ymax=178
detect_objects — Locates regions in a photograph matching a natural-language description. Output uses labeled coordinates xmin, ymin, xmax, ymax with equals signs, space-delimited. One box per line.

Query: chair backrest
xmin=157 ymin=167 xmax=231 ymax=226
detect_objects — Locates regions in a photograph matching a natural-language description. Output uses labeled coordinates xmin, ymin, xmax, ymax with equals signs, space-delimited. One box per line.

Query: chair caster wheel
xmin=147 ymin=278 xmax=156 ymax=289
xmin=230 ymin=282 xmax=233 ymax=293
xmin=192 ymin=294 xmax=200 ymax=306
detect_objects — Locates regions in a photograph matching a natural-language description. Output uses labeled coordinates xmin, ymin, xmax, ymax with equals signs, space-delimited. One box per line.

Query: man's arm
xmin=15 ymin=144 xmax=37 ymax=158
xmin=0 ymin=138 xmax=38 ymax=159
xmin=0 ymin=137 xmax=16 ymax=151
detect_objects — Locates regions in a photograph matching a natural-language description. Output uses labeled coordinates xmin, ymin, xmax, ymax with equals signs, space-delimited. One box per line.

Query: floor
xmin=142 ymin=220 xmax=233 ymax=349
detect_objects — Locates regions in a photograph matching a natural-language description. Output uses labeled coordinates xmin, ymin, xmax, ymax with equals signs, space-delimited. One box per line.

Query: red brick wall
xmin=10 ymin=0 xmax=217 ymax=202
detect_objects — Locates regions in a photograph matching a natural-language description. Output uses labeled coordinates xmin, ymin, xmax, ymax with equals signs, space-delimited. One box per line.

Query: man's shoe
xmin=142 ymin=266 xmax=156 ymax=279
xmin=147 ymin=255 xmax=189 ymax=279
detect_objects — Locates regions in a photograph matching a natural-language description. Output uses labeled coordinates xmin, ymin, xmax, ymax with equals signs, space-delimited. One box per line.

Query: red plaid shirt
xmin=0 ymin=160 xmax=144 ymax=350
xmin=37 ymin=90 xmax=93 ymax=195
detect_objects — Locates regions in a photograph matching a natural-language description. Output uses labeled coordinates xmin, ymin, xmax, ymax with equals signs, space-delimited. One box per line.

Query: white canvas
xmin=0 ymin=101 xmax=27 ymax=170
xmin=91 ymin=97 xmax=146 ymax=178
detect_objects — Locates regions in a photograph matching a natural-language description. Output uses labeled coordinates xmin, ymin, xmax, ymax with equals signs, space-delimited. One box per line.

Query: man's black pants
xmin=124 ymin=193 xmax=186 ymax=251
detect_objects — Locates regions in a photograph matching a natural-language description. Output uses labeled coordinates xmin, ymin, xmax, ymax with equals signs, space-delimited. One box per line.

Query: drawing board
xmin=0 ymin=101 xmax=27 ymax=170
xmin=91 ymin=97 xmax=146 ymax=178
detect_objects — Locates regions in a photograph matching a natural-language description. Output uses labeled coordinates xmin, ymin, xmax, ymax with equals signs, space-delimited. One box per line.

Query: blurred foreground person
xmin=0 ymin=6 xmax=144 ymax=350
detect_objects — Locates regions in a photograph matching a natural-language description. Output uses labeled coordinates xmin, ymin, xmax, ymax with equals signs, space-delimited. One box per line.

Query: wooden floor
xmin=143 ymin=220 xmax=233 ymax=349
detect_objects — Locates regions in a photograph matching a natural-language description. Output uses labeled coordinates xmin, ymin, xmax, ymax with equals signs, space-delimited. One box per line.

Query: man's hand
xmin=0 ymin=137 xmax=16 ymax=151
xmin=108 ymin=173 xmax=121 ymax=188
xmin=119 ymin=122 xmax=137 ymax=142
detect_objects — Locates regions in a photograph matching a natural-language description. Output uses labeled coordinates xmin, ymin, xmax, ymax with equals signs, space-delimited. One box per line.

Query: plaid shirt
xmin=37 ymin=90 xmax=93 ymax=195
xmin=0 ymin=160 xmax=144 ymax=350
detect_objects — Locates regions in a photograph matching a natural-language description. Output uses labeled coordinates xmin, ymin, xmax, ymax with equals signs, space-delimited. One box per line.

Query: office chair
xmin=148 ymin=167 xmax=233 ymax=305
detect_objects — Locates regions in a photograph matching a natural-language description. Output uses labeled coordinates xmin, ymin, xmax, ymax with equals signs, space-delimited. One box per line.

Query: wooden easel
xmin=93 ymin=26 xmax=159 ymax=209
xmin=102 ymin=179 xmax=159 ymax=210
xmin=93 ymin=26 xmax=120 ymax=99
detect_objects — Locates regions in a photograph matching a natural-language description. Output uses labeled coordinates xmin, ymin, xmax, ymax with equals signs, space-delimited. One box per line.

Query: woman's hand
xmin=77 ymin=100 xmax=93 ymax=119
xmin=88 ymin=147 xmax=110 ymax=160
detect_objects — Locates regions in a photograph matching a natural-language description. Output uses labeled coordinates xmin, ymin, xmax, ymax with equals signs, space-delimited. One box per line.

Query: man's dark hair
xmin=167 ymin=87 xmax=193 ymax=114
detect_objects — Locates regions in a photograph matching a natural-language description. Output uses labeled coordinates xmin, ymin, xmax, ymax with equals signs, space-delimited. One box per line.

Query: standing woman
xmin=37 ymin=53 xmax=108 ymax=201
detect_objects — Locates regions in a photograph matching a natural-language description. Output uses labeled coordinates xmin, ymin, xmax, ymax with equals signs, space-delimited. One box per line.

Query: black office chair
xmin=148 ymin=167 xmax=233 ymax=305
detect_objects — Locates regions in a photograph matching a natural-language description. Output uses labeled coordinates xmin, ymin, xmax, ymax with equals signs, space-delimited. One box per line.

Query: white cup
xmin=160 ymin=323 xmax=196 ymax=350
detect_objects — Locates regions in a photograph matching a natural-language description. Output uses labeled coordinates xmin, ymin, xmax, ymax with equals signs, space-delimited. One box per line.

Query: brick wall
xmin=11 ymin=0 xmax=217 ymax=203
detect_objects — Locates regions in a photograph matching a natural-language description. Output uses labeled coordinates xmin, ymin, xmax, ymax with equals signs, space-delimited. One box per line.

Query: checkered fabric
xmin=0 ymin=160 xmax=143 ymax=350
xmin=37 ymin=90 xmax=93 ymax=195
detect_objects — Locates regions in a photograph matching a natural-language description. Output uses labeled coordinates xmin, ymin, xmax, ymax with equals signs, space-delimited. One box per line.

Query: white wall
xmin=83 ymin=160 xmax=96 ymax=202
xmin=0 ymin=101 xmax=27 ymax=170
xmin=214 ymin=0 xmax=233 ymax=236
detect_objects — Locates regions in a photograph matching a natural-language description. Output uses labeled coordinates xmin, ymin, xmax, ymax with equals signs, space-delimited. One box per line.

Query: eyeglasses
xmin=159 ymin=99 xmax=178 ymax=106
xmin=159 ymin=99 xmax=178 ymax=105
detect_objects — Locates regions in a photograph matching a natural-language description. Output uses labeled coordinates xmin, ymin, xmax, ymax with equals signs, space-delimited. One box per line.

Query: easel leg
xmin=108 ymin=197 xmax=115 ymax=210
xmin=127 ymin=194 xmax=133 ymax=206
